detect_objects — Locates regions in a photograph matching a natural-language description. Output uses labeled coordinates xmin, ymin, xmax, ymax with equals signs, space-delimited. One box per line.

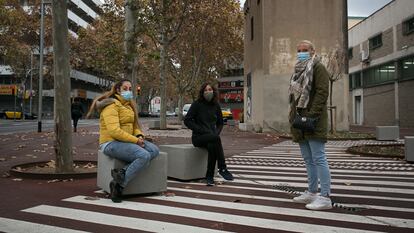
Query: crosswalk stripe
xmin=227 ymin=165 xmax=414 ymax=175
xmin=0 ymin=217 xmax=88 ymax=233
xmin=233 ymin=174 xmax=414 ymax=187
xmin=167 ymin=187 xmax=414 ymax=213
xmin=145 ymin=193 xmax=414 ymax=228
xmin=229 ymin=169 xmax=414 ymax=181
xmin=22 ymin=205 xmax=228 ymax=233
xmin=62 ymin=196 xmax=384 ymax=233
xmin=168 ymin=180 xmax=414 ymax=202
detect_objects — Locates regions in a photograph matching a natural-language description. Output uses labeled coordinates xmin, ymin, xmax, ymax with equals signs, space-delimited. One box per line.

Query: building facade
xmin=243 ymin=0 xmax=349 ymax=132
xmin=0 ymin=0 xmax=107 ymax=117
xmin=348 ymin=0 xmax=414 ymax=127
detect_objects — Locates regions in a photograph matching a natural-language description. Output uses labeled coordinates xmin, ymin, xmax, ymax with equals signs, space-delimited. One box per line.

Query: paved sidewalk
xmin=1 ymin=124 xmax=414 ymax=232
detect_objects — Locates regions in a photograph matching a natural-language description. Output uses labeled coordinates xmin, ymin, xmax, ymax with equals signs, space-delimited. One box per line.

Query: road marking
xmin=0 ymin=217 xmax=89 ymax=233
xmin=22 ymin=205 xmax=228 ymax=233
xmin=62 ymin=196 xmax=383 ymax=233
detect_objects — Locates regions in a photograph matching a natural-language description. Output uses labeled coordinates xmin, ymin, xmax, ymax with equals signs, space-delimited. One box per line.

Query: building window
xmin=348 ymin=48 xmax=353 ymax=60
xmin=250 ymin=17 xmax=254 ymax=41
xmin=403 ymin=17 xmax=414 ymax=35
xmin=401 ymin=56 xmax=414 ymax=80
xmin=349 ymin=72 xmax=362 ymax=90
xmin=369 ymin=34 xmax=382 ymax=50
xmin=363 ymin=62 xmax=395 ymax=87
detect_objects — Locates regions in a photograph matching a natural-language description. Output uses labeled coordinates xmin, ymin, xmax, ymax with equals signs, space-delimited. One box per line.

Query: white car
xmin=182 ymin=104 xmax=191 ymax=117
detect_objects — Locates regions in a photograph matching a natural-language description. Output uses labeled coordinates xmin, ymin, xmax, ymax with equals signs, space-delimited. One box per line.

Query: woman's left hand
xmin=136 ymin=137 xmax=145 ymax=147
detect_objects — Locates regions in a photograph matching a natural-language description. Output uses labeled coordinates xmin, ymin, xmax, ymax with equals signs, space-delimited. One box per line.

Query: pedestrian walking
xmin=71 ymin=97 xmax=84 ymax=132
xmin=288 ymin=40 xmax=332 ymax=210
xmin=86 ymin=79 xmax=159 ymax=203
xmin=184 ymin=83 xmax=234 ymax=186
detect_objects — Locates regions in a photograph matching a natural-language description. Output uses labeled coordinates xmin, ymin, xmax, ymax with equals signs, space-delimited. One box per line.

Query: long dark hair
xmin=197 ymin=82 xmax=218 ymax=104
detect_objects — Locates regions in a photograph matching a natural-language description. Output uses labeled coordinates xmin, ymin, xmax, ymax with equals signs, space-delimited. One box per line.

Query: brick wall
xmin=363 ymin=83 xmax=395 ymax=126
xmin=399 ymin=79 xmax=414 ymax=127
xmin=369 ymin=27 xmax=394 ymax=60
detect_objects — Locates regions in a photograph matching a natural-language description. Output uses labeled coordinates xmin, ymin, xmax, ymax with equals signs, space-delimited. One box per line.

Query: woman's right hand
xmin=136 ymin=137 xmax=145 ymax=147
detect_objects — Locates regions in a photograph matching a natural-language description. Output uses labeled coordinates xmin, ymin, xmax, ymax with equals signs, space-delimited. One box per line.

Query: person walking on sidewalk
xmin=184 ymin=83 xmax=234 ymax=186
xmin=87 ymin=79 xmax=159 ymax=203
xmin=71 ymin=97 xmax=84 ymax=132
xmin=288 ymin=40 xmax=332 ymax=210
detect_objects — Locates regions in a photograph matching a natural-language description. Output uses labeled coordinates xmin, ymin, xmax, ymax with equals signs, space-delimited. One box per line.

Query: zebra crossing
xmin=2 ymin=141 xmax=414 ymax=232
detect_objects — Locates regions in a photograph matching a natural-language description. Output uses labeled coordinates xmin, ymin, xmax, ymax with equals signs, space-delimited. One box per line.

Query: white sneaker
xmin=292 ymin=191 xmax=317 ymax=204
xmin=306 ymin=196 xmax=332 ymax=210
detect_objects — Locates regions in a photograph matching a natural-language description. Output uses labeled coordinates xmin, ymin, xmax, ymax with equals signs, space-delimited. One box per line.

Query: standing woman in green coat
xmin=288 ymin=40 xmax=332 ymax=210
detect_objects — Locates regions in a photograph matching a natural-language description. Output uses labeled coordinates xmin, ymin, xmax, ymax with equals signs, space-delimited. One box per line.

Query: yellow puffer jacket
xmin=97 ymin=95 xmax=143 ymax=144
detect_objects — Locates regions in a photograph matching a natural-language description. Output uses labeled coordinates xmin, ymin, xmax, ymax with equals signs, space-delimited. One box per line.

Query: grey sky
xmin=238 ymin=0 xmax=393 ymax=17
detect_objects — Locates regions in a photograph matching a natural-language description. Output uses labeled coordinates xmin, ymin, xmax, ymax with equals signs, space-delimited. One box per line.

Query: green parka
xmin=289 ymin=61 xmax=330 ymax=142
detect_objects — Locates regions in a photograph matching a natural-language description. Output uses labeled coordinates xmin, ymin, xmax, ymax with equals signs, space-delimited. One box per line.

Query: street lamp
xmin=38 ymin=0 xmax=51 ymax=132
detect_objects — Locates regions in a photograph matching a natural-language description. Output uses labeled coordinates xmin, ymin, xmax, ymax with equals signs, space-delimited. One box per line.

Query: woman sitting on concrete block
xmin=184 ymin=83 xmax=234 ymax=186
xmin=87 ymin=79 xmax=159 ymax=203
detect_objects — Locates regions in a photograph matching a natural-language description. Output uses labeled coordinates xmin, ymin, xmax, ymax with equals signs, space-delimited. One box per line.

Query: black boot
xmin=111 ymin=168 xmax=125 ymax=184
xmin=109 ymin=180 xmax=123 ymax=203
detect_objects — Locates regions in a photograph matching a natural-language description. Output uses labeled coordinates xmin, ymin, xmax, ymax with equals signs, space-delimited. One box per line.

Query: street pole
xmin=38 ymin=0 xmax=45 ymax=132
xmin=30 ymin=52 xmax=33 ymax=116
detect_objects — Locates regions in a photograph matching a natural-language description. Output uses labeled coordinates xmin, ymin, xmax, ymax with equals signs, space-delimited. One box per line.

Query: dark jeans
xmin=72 ymin=117 xmax=80 ymax=131
xmin=192 ymin=133 xmax=227 ymax=178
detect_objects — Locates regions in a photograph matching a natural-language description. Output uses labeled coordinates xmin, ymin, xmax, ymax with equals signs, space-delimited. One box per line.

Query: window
xmin=250 ymin=17 xmax=254 ymax=41
xmin=363 ymin=62 xmax=395 ymax=87
xmin=348 ymin=48 xmax=353 ymax=60
xmin=369 ymin=34 xmax=382 ymax=50
xmin=349 ymin=72 xmax=362 ymax=89
xmin=401 ymin=56 xmax=414 ymax=80
xmin=403 ymin=17 xmax=414 ymax=35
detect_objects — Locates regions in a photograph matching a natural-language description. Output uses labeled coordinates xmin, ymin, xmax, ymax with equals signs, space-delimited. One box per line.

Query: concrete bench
xmin=159 ymin=144 xmax=212 ymax=180
xmin=405 ymin=136 xmax=414 ymax=162
xmin=376 ymin=126 xmax=399 ymax=141
xmin=97 ymin=151 xmax=167 ymax=195
xmin=148 ymin=120 xmax=160 ymax=129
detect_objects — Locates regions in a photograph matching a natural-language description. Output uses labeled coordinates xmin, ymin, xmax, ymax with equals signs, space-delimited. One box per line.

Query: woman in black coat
xmin=184 ymin=83 xmax=234 ymax=186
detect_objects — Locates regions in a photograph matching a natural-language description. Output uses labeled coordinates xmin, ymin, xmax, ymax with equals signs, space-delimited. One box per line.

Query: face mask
xmin=120 ymin=90 xmax=133 ymax=101
xmin=297 ymin=52 xmax=310 ymax=62
xmin=203 ymin=91 xmax=214 ymax=102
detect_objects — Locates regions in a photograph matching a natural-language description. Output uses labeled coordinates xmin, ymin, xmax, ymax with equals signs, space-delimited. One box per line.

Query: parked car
xmin=0 ymin=110 xmax=37 ymax=120
xmin=138 ymin=111 xmax=150 ymax=117
xmin=221 ymin=108 xmax=233 ymax=120
xmin=182 ymin=104 xmax=191 ymax=117
xmin=166 ymin=111 xmax=176 ymax=117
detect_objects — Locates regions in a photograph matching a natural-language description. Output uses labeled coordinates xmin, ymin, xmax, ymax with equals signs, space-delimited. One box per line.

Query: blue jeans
xmin=298 ymin=139 xmax=331 ymax=196
xmin=103 ymin=140 xmax=160 ymax=187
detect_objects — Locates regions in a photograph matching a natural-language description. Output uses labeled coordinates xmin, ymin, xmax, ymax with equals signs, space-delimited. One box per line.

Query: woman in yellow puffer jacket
xmin=87 ymin=79 xmax=159 ymax=203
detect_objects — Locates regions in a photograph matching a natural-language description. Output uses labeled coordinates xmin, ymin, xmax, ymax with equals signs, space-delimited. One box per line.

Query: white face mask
xmin=120 ymin=90 xmax=133 ymax=100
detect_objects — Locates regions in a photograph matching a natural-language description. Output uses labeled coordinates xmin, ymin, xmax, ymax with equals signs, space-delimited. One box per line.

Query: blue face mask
xmin=297 ymin=52 xmax=311 ymax=62
xmin=120 ymin=90 xmax=133 ymax=101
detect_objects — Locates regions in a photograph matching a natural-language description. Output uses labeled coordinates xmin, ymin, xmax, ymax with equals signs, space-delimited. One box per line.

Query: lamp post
xmin=38 ymin=0 xmax=51 ymax=132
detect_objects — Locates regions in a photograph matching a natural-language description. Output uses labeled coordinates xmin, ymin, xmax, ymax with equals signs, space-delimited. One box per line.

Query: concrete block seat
xmin=376 ymin=126 xmax=399 ymax=141
xmin=405 ymin=136 xmax=414 ymax=163
xmin=97 ymin=151 xmax=167 ymax=195
xmin=159 ymin=144 xmax=212 ymax=180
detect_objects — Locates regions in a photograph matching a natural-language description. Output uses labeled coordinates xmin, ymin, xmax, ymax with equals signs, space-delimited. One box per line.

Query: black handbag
xmin=292 ymin=112 xmax=318 ymax=132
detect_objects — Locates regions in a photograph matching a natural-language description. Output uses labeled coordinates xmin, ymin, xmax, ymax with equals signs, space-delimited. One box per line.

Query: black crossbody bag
xmin=292 ymin=110 xmax=319 ymax=132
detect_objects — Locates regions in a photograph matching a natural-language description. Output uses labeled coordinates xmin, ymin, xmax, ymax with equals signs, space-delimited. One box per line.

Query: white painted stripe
xmin=233 ymin=174 xmax=414 ymax=187
xmin=231 ymin=179 xmax=414 ymax=195
xmin=147 ymin=193 xmax=414 ymax=228
xmin=227 ymin=165 xmax=414 ymax=175
xmin=233 ymin=155 xmax=403 ymax=163
xmin=229 ymin=169 xmax=414 ymax=181
xmin=0 ymin=217 xmax=88 ymax=233
xmin=22 ymin=205 xmax=227 ymax=233
xmin=63 ymin=196 xmax=383 ymax=233
xmin=168 ymin=187 xmax=414 ymax=213
xmin=168 ymin=181 xmax=414 ymax=202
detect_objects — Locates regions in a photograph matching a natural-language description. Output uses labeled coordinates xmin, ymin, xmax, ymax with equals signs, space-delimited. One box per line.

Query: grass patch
xmin=347 ymin=144 xmax=404 ymax=158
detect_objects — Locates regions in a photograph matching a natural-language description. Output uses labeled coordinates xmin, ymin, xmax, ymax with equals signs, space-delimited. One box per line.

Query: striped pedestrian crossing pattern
xmin=3 ymin=141 xmax=414 ymax=232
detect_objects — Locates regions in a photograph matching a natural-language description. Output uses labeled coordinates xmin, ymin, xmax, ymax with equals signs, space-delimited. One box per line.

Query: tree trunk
xmin=52 ymin=0 xmax=73 ymax=173
xmin=178 ymin=93 xmax=183 ymax=121
xmin=159 ymin=35 xmax=167 ymax=129
xmin=124 ymin=0 xmax=138 ymax=97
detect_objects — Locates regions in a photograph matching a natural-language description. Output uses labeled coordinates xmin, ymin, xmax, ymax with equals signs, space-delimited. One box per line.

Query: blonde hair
xmin=86 ymin=79 xmax=139 ymax=128
xmin=297 ymin=40 xmax=315 ymax=51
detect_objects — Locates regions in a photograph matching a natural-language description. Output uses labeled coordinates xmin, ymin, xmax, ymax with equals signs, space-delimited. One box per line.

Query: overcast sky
xmin=238 ymin=0 xmax=393 ymax=17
